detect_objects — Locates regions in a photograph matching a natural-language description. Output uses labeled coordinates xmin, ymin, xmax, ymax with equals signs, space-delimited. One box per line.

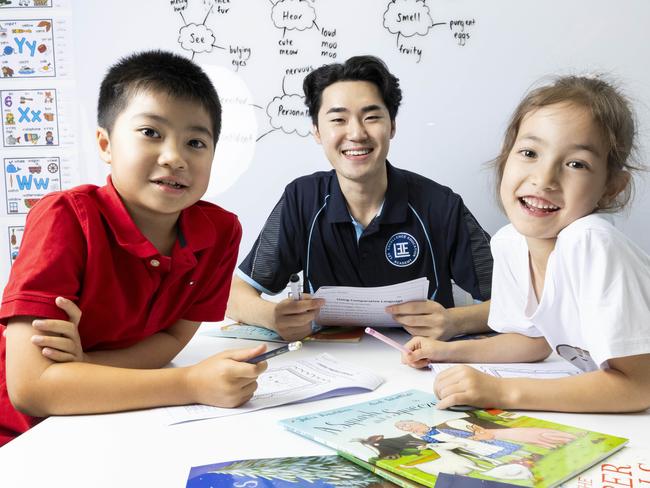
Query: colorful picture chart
xmin=1 ymin=88 xmax=59 ymax=147
xmin=4 ymin=157 xmax=60 ymax=214
xmin=0 ymin=18 xmax=56 ymax=78
xmin=0 ymin=0 xmax=53 ymax=7
xmin=7 ymin=225 xmax=23 ymax=265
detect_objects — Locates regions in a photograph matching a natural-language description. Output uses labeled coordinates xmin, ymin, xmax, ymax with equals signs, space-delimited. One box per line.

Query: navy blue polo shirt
xmin=238 ymin=162 xmax=492 ymax=307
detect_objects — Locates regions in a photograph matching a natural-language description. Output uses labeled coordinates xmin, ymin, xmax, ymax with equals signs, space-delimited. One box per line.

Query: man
xmin=227 ymin=55 xmax=492 ymax=341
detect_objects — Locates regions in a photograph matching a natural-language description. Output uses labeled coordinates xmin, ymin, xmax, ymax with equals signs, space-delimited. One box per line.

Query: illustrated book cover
xmin=279 ymin=390 xmax=627 ymax=488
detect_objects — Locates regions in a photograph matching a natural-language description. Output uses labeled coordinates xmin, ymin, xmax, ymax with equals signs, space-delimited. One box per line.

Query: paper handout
xmin=314 ymin=277 xmax=430 ymax=327
xmin=163 ymin=353 xmax=384 ymax=425
xmin=428 ymin=361 xmax=581 ymax=379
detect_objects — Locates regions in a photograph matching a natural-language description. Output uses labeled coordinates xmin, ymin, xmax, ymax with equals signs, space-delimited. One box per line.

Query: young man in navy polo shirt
xmin=228 ymin=55 xmax=494 ymax=341
xmin=0 ymin=51 xmax=267 ymax=446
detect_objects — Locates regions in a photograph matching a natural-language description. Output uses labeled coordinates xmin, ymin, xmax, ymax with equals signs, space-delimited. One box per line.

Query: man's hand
xmin=387 ymin=300 xmax=458 ymax=340
xmin=272 ymin=294 xmax=324 ymax=341
xmin=402 ymin=336 xmax=453 ymax=369
xmin=434 ymin=364 xmax=505 ymax=410
xmin=186 ymin=344 xmax=269 ymax=408
xmin=30 ymin=296 xmax=86 ymax=363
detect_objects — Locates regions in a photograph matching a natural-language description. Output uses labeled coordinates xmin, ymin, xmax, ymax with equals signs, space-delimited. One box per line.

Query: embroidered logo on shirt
xmin=385 ymin=232 xmax=419 ymax=267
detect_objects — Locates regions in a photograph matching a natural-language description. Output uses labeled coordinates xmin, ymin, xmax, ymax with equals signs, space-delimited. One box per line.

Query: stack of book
xmin=187 ymin=390 xmax=648 ymax=488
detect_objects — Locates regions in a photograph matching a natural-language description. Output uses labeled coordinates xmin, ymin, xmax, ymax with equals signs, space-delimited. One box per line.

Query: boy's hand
xmin=272 ymin=294 xmax=324 ymax=341
xmin=31 ymin=296 xmax=86 ymax=363
xmin=187 ymin=344 xmax=268 ymax=408
xmin=402 ymin=336 xmax=451 ymax=369
xmin=387 ymin=300 xmax=457 ymax=340
xmin=434 ymin=364 xmax=504 ymax=410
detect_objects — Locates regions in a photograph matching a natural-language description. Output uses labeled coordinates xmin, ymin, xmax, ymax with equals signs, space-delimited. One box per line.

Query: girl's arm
xmin=403 ymin=332 xmax=551 ymax=368
xmin=434 ymin=353 xmax=650 ymax=413
xmin=5 ymin=316 xmax=267 ymax=417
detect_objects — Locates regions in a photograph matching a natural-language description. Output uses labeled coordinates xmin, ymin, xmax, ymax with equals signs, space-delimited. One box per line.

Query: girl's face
xmin=499 ymin=102 xmax=610 ymax=244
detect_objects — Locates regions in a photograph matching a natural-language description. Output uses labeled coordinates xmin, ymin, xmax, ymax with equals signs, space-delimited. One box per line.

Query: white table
xmin=0 ymin=327 xmax=648 ymax=487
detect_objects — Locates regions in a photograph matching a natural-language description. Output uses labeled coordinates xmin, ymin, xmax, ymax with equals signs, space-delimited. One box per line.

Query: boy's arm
xmin=226 ymin=275 xmax=323 ymax=341
xmin=30 ymin=298 xmax=198 ymax=369
xmin=85 ymin=318 xmax=198 ymax=368
xmin=6 ymin=316 xmax=267 ymax=417
xmin=404 ymin=332 xmax=551 ymax=368
xmin=434 ymin=354 xmax=650 ymax=413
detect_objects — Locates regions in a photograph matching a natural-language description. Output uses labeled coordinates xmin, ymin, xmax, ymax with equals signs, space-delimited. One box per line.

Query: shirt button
xmin=150 ymin=259 xmax=160 ymax=267
xmin=189 ymin=280 xmax=196 ymax=286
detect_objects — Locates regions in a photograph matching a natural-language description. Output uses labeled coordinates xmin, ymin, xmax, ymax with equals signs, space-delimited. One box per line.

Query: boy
xmin=0 ymin=50 xmax=267 ymax=446
xmin=227 ymin=55 xmax=493 ymax=341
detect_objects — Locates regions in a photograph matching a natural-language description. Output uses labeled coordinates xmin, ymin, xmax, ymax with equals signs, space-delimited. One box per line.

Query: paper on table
xmin=428 ymin=361 xmax=582 ymax=379
xmin=313 ymin=277 xmax=429 ymax=327
xmin=163 ymin=353 xmax=384 ymax=425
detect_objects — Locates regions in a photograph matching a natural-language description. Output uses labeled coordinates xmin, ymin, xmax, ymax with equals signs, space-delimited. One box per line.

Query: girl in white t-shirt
xmin=403 ymin=76 xmax=650 ymax=412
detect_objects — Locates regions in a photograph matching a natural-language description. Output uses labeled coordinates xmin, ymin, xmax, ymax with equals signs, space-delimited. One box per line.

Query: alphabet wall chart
xmin=0 ymin=0 xmax=76 ymax=284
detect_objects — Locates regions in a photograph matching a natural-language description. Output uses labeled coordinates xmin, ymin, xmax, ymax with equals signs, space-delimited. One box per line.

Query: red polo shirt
xmin=0 ymin=177 xmax=241 ymax=445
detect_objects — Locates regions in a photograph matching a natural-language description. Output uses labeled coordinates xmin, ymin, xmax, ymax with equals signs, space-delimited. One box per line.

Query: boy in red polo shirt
xmin=0 ymin=50 xmax=267 ymax=446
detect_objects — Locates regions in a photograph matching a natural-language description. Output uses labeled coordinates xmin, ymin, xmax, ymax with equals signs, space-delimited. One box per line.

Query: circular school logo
xmin=385 ymin=232 xmax=419 ymax=267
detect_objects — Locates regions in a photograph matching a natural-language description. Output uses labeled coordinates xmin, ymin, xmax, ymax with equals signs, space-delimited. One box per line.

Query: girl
xmin=404 ymin=76 xmax=650 ymax=412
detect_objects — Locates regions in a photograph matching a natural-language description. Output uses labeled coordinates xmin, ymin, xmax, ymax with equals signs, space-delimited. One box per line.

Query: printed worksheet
xmin=162 ymin=353 xmax=384 ymax=425
xmin=313 ymin=277 xmax=429 ymax=327
xmin=428 ymin=361 xmax=581 ymax=379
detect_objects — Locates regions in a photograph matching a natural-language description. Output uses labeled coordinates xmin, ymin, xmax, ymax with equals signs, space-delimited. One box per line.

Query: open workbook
xmin=280 ymin=390 xmax=628 ymax=488
xmin=163 ymin=353 xmax=383 ymax=425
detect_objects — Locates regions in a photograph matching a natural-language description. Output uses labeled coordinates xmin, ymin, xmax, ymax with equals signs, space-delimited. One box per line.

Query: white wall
xmin=71 ymin=0 xmax=649 ymax=255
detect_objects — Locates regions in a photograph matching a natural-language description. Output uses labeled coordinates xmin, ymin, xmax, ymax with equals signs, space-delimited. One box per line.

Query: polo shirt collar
xmin=96 ymin=177 xmax=215 ymax=259
xmin=325 ymin=161 xmax=408 ymax=225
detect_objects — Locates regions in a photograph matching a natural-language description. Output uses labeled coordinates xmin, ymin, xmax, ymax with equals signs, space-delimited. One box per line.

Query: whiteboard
xmin=68 ymin=0 xmax=650 ymax=260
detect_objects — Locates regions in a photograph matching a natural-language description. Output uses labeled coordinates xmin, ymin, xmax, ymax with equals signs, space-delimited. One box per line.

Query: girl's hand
xmin=31 ymin=297 xmax=86 ymax=363
xmin=402 ymin=336 xmax=451 ymax=369
xmin=186 ymin=345 xmax=268 ymax=408
xmin=434 ymin=364 xmax=505 ymax=410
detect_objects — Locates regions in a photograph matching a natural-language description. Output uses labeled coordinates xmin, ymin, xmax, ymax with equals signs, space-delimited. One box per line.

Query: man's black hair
xmin=303 ymin=55 xmax=402 ymax=126
xmin=97 ymin=50 xmax=222 ymax=144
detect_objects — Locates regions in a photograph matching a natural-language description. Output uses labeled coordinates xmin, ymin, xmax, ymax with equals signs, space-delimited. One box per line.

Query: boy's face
xmin=500 ymin=102 xmax=609 ymax=244
xmin=97 ymin=90 xmax=214 ymax=227
xmin=313 ymin=80 xmax=395 ymax=187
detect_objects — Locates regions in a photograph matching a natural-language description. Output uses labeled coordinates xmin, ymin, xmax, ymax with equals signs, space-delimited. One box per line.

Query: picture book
xmin=186 ymin=454 xmax=410 ymax=487
xmin=560 ymin=446 xmax=650 ymax=488
xmin=279 ymin=390 xmax=627 ymax=488
xmin=202 ymin=323 xmax=365 ymax=343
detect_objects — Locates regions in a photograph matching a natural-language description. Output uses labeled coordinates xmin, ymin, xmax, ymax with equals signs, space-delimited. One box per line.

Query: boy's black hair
xmin=98 ymin=50 xmax=222 ymax=145
xmin=303 ymin=55 xmax=402 ymax=126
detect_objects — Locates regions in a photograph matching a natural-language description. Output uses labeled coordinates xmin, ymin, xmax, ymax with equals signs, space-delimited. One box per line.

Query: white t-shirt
xmin=488 ymin=214 xmax=650 ymax=372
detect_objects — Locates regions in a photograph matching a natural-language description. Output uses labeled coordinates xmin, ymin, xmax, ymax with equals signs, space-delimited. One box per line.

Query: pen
xmin=364 ymin=327 xmax=410 ymax=354
xmin=246 ymin=341 xmax=302 ymax=364
xmin=289 ymin=273 xmax=301 ymax=301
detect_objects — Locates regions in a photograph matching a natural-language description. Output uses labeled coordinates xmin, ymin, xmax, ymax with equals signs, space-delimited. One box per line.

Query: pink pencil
xmin=364 ymin=327 xmax=410 ymax=354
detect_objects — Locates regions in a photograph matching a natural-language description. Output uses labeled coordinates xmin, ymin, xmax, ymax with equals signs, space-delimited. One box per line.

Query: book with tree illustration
xmin=186 ymin=453 xmax=421 ymax=487
xmin=279 ymin=390 xmax=627 ymax=488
